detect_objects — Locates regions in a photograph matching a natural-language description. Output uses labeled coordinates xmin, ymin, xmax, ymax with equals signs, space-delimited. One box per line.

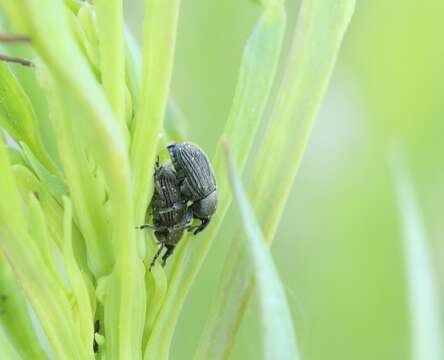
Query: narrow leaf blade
xmin=224 ymin=142 xmax=299 ymax=360
xmin=390 ymin=148 xmax=444 ymax=360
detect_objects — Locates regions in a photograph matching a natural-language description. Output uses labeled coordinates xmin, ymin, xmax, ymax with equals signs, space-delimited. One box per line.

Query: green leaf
xmin=124 ymin=26 xmax=187 ymax=143
xmin=223 ymin=142 xmax=299 ymax=360
xmin=130 ymin=0 xmax=181 ymax=225
xmin=0 ymin=325 xmax=22 ymax=360
xmin=62 ymin=196 xmax=95 ymax=357
xmin=0 ymin=62 xmax=57 ymax=173
xmin=35 ymin=65 xmax=113 ymax=277
xmin=94 ymin=0 xmax=127 ymax=128
xmin=250 ymin=0 xmax=356 ymax=242
xmin=77 ymin=2 xmax=99 ymax=51
xmin=0 ymin=0 xmax=27 ymax=33
xmin=28 ymin=191 xmax=68 ymax=293
xmin=198 ymin=1 xmax=356 ymax=356
xmin=142 ymin=264 xmax=167 ymax=348
xmin=67 ymin=9 xmax=100 ymax=77
xmin=12 ymin=164 xmax=90 ymax=274
xmin=64 ymin=0 xmax=82 ymax=13
xmin=6 ymin=0 xmax=145 ymax=356
xmin=164 ymin=99 xmax=188 ymax=143
xmin=124 ymin=26 xmax=142 ymax=113
xmin=0 ymin=135 xmax=88 ymax=359
xmin=6 ymin=146 xmax=26 ymax=167
xmin=390 ymin=148 xmax=444 ymax=360
xmin=20 ymin=141 xmax=68 ymax=202
xmin=0 ymin=253 xmax=48 ymax=360
xmin=121 ymin=0 xmax=182 ymax=357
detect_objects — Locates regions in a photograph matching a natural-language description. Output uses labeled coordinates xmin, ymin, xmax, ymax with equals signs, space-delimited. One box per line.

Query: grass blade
xmin=251 ymin=0 xmax=356 ymax=242
xmin=36 ymin=66 xmax=113 ymax=277
xmin=0 ymin=253 xmax=48 ymax=359
xmin=0 ymin=135 xmax=88 ymax=359
xmin=198 ymin=0 xmax=355 ymax=357
xmin=131 ymin=0 xmax=181 ymax=225
xmin=12 ymin=164 xmax=89 ymax=273
xmin=0 ymin=62 xmax=56 ymax=173
xmin=224 ymin=142 xmax=299 ymax=360
xmin=390 ymin=147 xmax=444 ymax=360
xmin=20 ymin=141 xmax=67 ymax=202
xmin=95 ymin=0 xmax=127 ymax=127
xmin=0 ymin=325 xmax=22 ymax=360
xmin=5 ymin=0 xmax=146 ymax=357
xmin=62 ymin=196 xmax=95 ymax=355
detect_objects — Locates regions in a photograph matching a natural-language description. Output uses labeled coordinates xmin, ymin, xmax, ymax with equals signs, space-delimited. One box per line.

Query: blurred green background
xmin=125 ymin=0 xmax=444 ymax=359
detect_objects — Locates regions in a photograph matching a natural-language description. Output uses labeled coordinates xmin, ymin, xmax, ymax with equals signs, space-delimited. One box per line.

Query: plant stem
xmin=131 ymin=0 xmax=182 ymax=226
xmin=95 ymin=0 xmax=126 ymax=127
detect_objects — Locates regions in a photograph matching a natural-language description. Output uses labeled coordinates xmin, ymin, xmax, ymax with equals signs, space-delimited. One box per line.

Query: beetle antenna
xmin=154 ymin=156 xmax=160 ymax=171
xmin=161 ymin=245 xmax=175 ymax=267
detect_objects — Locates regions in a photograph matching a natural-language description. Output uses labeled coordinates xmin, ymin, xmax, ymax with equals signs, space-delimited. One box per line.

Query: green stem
xmin=390 ymin=148 xmax=444 ymax=360
xmin=0 ymin=253 xmax=48 ymax=359
xmin=224 ymin=143 xmax=299 ymax=360
xmin=95 ymin=0 xmax=127 ymax=128
xmin=0 ymin=136 xmax=88 ymax=359
xmin=13 ymin=1 xmax=144 ymax=357
xmin=131 ymin=0 xmax=181 ymax=225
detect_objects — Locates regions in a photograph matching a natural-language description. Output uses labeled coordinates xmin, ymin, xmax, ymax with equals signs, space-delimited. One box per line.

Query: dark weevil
xmin=138 ymin=160 xmax=193 ymax=270
xmin=167 ymin=142 xmax=218 ymax=235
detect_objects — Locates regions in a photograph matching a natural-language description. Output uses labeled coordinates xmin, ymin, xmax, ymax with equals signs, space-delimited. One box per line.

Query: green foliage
xmin=0 ymin=62 xmax=55 ymax=173
xmin=224 ymin=142 xmax=299 ymax=360
xmin=0 ymin=0 xmax=354 ymax=359
xmin=196 ymin=1 xmax=356 ymax=357
xmin=390 ymin=148 xmax=444 ymax=360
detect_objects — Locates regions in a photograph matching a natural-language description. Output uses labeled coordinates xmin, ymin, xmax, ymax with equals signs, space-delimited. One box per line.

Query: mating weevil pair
xmin=138 ymin=142 xmax=217 ymax=270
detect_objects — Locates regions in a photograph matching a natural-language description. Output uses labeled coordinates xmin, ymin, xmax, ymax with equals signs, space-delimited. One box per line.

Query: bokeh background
xmin=125 ymin=1 xmax=444 ymax=359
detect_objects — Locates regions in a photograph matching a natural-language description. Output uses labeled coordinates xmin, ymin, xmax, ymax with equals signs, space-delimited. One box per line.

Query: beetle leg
xmin=137 ymin=224 xmax=155 ymax=229
xmin=185 ymin=225 xmax=199 ymax=233
xmin=193 ymin=218 xmax=210 ymax=235
xmin=138 ymin=223 xmax=166 ymax=231
xmin=161 ymin=244 xmax=175 ymax=267
xmin=173 ymin=207 xmax=193 ymax=230
xmin=149 ymin=243 xmax=165 ymax=271
xmin=154 ymin=156 xmax=161 ymax=173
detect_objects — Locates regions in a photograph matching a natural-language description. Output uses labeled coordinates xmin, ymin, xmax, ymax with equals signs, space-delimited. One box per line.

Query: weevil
xmin=138 ymin=160 xmax=193 ymax=270
xmin=167 ymin=142 xmax=218 ymax=234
